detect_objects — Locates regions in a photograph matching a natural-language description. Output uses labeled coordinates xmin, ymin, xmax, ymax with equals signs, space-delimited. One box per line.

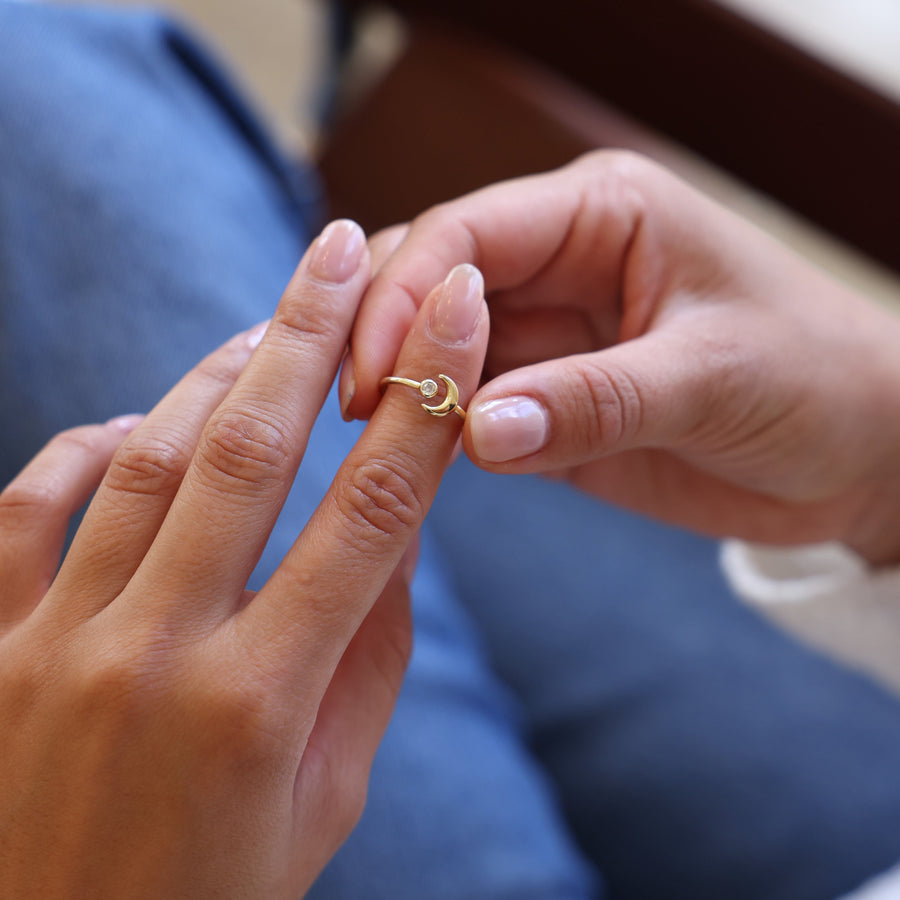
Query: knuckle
xmin=578 ymin=149 xmax=653 ymax=220
xmin=196 ymin=683 xmax=263 ymax=742
xmin=52 ymin=425 xmax=108 ymax=457
xmin=581 ymin=147 xmax=655 ymax=184
xmin=338 ymin=456 xmax=424 ymax=546
xmin=414 ymin=203 xmax=479 ymax=260
xmin=274 ymin=282 xmax=346 ymax=347
xmin=412 ymin=201 xmax=450 ymax=230
xmin=578 ymin=362 xmax=646 ymax=448
xmin=198 ymin=410 xmax=289 ymax=490
xmin=67 ymin=636 xmax=288 ymax=762
xmin=0 ymin=639 xmax=55 ymax=720
xmin=0 ymin=426 xmax=107 ymax=518
xmin=187 ymin=665 xmax=290 ymax=767
xmin=192 ymin=348 xmax=247 ymax=392
xmin=72 ymin=645 xmax=160 ymax=719
xmin=0 ymin=478 xmax=61 ymax=519
xmin=106 ymin=433 xmax=192 ymax=499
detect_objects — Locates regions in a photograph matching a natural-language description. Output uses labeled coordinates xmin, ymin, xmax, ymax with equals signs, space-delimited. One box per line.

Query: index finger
xmin=343 ymin=164 xmax=584 ymax=418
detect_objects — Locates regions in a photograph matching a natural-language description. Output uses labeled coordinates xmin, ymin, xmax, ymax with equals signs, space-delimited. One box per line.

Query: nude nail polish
xmin=470 ymin=396 xmax=549 ymax=462
xmin=429 ymin=264 xmax=484 ymax=344
xmin=309 ymin=220 xmax=365 ymax=283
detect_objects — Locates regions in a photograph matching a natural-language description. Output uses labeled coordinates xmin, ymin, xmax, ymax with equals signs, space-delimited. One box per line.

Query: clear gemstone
xmin=420 ymin=379 xmax=438 ymax=398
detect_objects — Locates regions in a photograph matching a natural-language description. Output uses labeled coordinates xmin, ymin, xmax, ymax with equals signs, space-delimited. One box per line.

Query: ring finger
xmin=49 ymin=322 xmax=269 ymax=616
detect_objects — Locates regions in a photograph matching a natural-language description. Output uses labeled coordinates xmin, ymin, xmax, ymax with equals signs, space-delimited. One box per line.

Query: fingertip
xmin=427 ymin=264 xmax=485 ymax=346
xmin=307 ymin=219 xmax=368 ymax=284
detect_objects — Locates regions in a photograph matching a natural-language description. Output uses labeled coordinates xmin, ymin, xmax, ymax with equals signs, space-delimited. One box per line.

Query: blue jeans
xmin=3 ymin=5 xmax=900 ymax=898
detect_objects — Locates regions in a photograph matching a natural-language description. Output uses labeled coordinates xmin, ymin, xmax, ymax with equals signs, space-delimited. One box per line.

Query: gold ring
xmin=379 ymin=374 xmax=466 ymax=420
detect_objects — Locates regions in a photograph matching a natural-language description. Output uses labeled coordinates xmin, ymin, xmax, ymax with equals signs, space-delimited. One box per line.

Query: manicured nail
xmin=429 ymin=264 xmax=484 ymax=344
xmin=245 ymin=320 xmax=270 ymax=350
xmin=107 ymin=414 xmax=145 ymax=434
xmin=470 ymin=396 xmax=549 ymax=462
xmin=308 ymin=219 xmax=365 ymax=283
xmin=339 ymin=351 xmax=356 ymax=421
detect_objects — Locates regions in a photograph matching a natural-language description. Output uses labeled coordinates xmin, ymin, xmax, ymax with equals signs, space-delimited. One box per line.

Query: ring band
xmin=380 ymin=373 xmax=467 ymax=420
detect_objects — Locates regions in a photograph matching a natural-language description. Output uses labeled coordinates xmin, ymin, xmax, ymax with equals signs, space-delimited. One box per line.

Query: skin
xmin=0 ymin=220 xmax=489 ymax=898
xmin=344 ymin=151 xmax=900 ymax=565
xmin=5 ymin=152 xmax=900 ymax=893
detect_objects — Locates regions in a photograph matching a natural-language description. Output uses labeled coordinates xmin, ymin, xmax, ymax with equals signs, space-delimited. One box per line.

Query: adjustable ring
xmin=379 ymin=374 xmax=467 ymax=420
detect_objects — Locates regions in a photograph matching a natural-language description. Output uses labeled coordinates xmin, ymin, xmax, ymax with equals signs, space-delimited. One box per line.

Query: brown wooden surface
xmin=321 ymin=28 xmax=679 ymax=233
xmin=338 ymin=0 xmax=900 ymax=274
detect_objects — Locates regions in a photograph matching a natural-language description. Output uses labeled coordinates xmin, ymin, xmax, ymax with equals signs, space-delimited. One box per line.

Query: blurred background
xmin=54 ymin=0 xmax=900 ymax=312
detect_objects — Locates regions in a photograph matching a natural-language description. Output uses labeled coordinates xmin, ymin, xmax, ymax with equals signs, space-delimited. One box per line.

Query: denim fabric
xmin=2 ymin=5 xmax=900 ymax=899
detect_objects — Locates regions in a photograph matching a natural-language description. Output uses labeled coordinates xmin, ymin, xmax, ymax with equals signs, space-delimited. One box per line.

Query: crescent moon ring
xmin=379 ymin=373 xmax=467 ymax=420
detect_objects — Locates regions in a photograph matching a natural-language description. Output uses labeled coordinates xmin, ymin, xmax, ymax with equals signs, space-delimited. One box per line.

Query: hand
xmin=0 ymin=220 xmax=488 ymax=898
xmin=343 ymin=153 xmax=900 ymax=565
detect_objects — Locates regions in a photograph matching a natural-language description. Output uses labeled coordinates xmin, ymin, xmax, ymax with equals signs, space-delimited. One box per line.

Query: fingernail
xmin=308 ymin=219 xmax=365 ymax=283
xmin=429 ymin=264 xmax=484 ymax=344
xmin=245 ymin=320 xmax=270 ymax=350
xmin=470 ymin=396 xmax=549 ymax=462
xmin=107 ymin=414 xmax=145 ymax=434
xmin=340 ymin=351 xmax=356 ymax=422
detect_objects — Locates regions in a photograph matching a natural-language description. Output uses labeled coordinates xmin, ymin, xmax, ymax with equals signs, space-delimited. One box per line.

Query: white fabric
xmin=722 ymin=540 xmax=900 ymax=695
xmin=841 ymin=862 xmax=900 ymax=900
xmin=721 ymin=540 xmax=900 ymax=899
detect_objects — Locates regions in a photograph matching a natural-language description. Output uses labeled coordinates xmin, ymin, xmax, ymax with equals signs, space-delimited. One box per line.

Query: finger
xmin=291 ymin=565 xmax=412 ymax=883
xmin=240 ymin=262 xmax=488 ymax=699
xmin=50 ymin=322 xmax=268 ymax=615
xmin=465 ymin=326 xmax=719 ymax=471
xmin=0 ymin=418 xmax=140 ymax=626
xmin=338 ymin=224 xmax=409 ymax=420
xmin=484 ymin=305 xmax=600 ymax=377
xmin=368 ymin=224 xmax=409 ymax=275
xmin=130 ymin=220 xmax=371 ymax=621
xmin=558 ymin=446 xmax=842 ymax=543
xmin=343 ymin=152 xmax=646 ymax=420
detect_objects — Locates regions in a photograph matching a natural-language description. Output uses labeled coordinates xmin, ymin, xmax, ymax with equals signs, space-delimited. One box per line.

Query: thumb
xmin=465 ymin=331 xmax=717 ymax=471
